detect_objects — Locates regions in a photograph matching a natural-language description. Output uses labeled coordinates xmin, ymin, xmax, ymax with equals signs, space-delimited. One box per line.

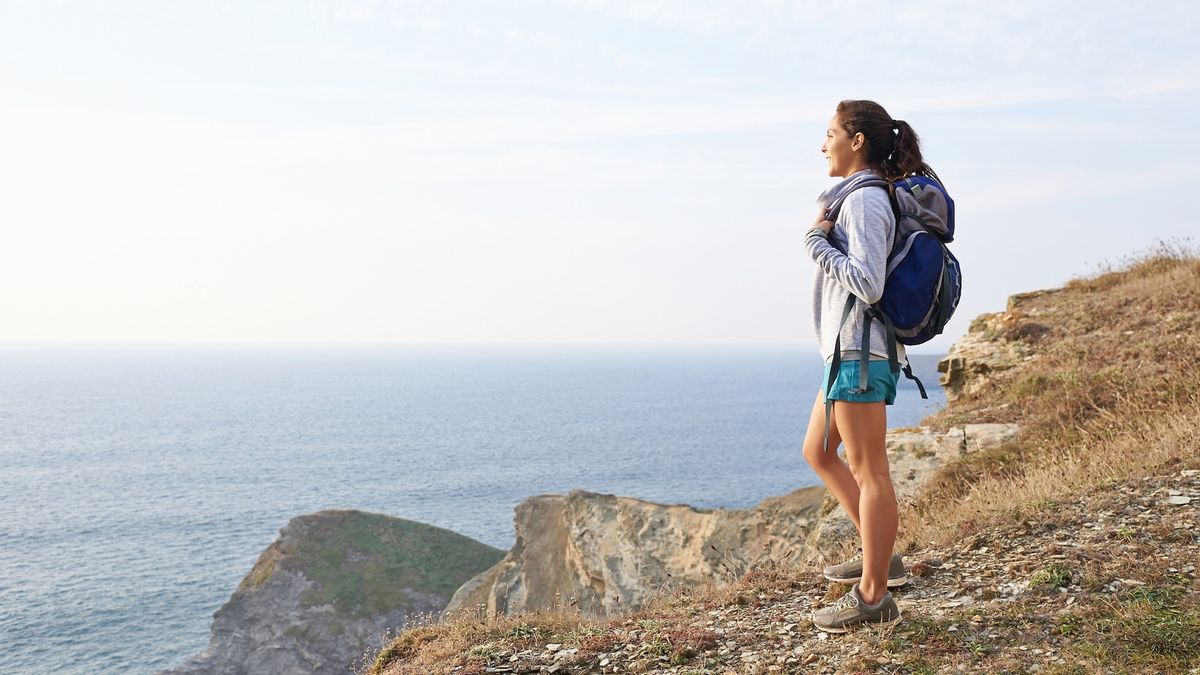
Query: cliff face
xmin=366 ymin=254 xmax=1200 ymax=674
xmin=443 ymin=486 xmax=827 ymax=619
xmin=446 ymin=302 xmax=1028 ymax=620
xmin=172 ymin=294 xmax=1037 ymax=669
xmin=161 ymin=510 xmax=504 ymax=675
xmin=937 ymin=288 xmax=1062 ymax=400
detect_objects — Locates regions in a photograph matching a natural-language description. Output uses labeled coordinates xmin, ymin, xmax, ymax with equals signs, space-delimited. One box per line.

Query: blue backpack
xmin=820 ymin=176 xmax=961 ymax=451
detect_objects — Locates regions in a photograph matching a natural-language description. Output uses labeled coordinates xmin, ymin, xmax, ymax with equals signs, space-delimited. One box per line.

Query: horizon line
xmin=0 ymin=340 xmax=952 ymax=354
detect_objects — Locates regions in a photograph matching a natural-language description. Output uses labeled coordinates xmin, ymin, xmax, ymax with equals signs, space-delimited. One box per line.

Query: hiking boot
xmin=811 ymin=583 xmax=902 ymax=633
xmin=823 ymin=549 xmax=908 ymax=587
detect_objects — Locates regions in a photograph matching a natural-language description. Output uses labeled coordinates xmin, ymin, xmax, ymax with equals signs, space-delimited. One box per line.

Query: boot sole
xmin=812 ymin=611 xmax=903 ymax=633
xmin=823 ymin=573 xmax=908 ymax=587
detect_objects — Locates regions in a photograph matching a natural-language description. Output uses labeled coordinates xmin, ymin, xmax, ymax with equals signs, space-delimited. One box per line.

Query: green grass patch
xmin=1058 ymin=612 xmax=1081 ymax=637
xmin=1030 ymin=562 xmax=1072 ymax=589
xmin=288 ymin=509 xmax=506 ymax=618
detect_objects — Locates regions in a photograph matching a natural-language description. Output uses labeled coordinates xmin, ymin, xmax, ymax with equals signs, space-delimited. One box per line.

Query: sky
xmin=1 ymin=1 xmax=1197 ymax=352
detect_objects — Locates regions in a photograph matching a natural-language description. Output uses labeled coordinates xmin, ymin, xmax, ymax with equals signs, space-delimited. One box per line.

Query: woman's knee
xmin=803 ymin=437 xmax=843 ymax=468
xmin=848 ymin=462 xmax=892 ymax=486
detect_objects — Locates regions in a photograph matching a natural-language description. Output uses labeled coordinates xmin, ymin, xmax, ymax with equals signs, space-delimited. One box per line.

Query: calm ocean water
xmin=0 ymin=346 xmax=945 ymax=674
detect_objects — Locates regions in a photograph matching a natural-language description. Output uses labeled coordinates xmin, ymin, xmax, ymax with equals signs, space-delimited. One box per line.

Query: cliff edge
xmin=159 ymin=509 xmax=504 ymax=675
xmin=368 ymin=247 xmax=1200 ymax=674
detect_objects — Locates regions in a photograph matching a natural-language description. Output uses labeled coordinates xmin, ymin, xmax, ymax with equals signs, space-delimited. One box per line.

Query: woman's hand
xmin=812 ymin=207 xmax=835 ymax=235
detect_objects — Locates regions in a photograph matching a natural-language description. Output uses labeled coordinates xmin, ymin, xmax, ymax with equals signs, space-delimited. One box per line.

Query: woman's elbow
xmin=859 ymin=276 xmax=888 ymax=302
xmin=861 ymin=282 xmax=884 ymax=305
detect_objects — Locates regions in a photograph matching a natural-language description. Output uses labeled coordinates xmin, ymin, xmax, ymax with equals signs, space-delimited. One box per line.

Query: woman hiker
xmin=802 ymin=99 xmax=943 ymax=632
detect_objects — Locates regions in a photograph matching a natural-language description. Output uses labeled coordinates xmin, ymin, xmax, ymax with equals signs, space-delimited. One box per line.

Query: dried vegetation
xmin=359 ymin=241 xmax=1200 ymax=674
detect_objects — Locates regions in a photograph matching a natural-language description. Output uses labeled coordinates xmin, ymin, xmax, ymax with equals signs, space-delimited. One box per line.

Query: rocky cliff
xmin=160 ymin=510 xmax=504 ymax=675
xmin=367 ymin=251 xmax=1200 ymax=675
xmin=443 ymin=422 xmax=1017 ymax=621
xmin=443 ymin=297 xmax=1029 ymax=620
xmin=172 ymin=293 xmax=1028 ymax=670
xmin=937 ymin=288 xmax=1062 ymax=400
xmin=443 ymin=487 xmax=826 ymax=620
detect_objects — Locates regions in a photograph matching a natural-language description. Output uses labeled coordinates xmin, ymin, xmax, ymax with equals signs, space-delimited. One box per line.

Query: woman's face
xmin=820 ymin=113 xmax=864 ymax=178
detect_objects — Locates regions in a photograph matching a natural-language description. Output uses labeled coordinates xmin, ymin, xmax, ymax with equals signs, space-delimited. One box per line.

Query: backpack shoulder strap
xmin=825 ymin=177 xmax=890 ymax=222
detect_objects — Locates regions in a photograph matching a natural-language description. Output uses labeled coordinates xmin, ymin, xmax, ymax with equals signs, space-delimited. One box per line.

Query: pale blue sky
xmin=1 ymin=1 xmax=1197 ymax=351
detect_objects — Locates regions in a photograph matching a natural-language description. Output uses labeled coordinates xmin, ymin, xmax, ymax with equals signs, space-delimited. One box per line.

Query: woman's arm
xmin=804 ymin=188 xmax=892 ymax=304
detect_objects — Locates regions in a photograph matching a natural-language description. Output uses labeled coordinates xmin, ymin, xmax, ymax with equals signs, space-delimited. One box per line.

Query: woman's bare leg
xmin=802 ymin=388 xmax=862 ymax=531
xmin=835 ymin=399 xmax=895 ymax=606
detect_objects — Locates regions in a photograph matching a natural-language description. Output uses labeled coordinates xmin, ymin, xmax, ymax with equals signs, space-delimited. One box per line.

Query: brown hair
xmin=836 ymin=99 xmax=943 ymax=187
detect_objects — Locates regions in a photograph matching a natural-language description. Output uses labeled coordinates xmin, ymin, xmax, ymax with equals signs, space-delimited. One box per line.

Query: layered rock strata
xmin=444 ymin=420 xmax=1019 ymax=621
xmin=937 ymin=289 xmax=1061 ymax=400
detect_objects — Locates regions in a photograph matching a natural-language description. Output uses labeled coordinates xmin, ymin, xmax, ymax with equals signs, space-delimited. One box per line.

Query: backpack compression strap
xmin=859 ymin=304 xmax=930 ymax=399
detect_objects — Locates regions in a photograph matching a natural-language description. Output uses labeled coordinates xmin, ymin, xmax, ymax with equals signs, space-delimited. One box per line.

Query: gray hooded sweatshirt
xmin=804 ymin=168 xmax=907 ymax=367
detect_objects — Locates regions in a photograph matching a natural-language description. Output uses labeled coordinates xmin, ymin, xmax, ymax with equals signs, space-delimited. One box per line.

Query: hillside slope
xmin=365 ymin=246 xmax=1200 ymax=675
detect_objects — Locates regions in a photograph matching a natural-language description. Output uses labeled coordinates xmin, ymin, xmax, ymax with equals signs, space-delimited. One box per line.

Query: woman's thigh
xmin=832 ymin=400 xmax=890 ymax=479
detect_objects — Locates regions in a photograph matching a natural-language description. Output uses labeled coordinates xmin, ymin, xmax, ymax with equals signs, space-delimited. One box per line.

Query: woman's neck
xmin=843 ymin=164 xmax=873 ymax=178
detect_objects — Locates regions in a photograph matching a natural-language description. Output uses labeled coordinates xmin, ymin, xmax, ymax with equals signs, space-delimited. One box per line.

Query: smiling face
xmin=820 ymin=113 xmax=867 ymax=178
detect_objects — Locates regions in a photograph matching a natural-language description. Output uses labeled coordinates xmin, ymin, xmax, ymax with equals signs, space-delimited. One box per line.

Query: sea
xmin=0 ymin=345 xmax=946 ymax=674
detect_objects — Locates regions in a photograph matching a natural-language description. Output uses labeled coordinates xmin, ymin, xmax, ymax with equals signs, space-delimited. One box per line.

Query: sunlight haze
xmin=1 ymin=1 xmax=1197 ymax=350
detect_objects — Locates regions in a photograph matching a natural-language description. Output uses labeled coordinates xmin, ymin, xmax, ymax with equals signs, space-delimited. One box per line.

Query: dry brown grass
xmin=359 ymin=557 xmax=817 ymax=674
xmin=900 ymin=239 xmax=1200 ymax=550
xmin=360 ymin=604 xmax=597 ymax=675
xmin=363 ymin=240 xmax=1200 ymax=673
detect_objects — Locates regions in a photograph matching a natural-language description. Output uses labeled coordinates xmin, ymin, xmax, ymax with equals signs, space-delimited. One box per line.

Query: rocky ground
xmin=423 ymin=464 xmax=1199 ymax=675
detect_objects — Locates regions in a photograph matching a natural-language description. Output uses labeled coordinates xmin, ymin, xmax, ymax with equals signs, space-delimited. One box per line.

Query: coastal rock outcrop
xmin=447 ymin=300 xmax=1035 ymax=621
xmin=160 ymin=510 xmax=504 ymax=675
xmin=937 ymin=289 xmax=1061 ymax=400
xmin=442 ymin=417 xmax=1016 ymax=621
xmin=171 ymin=296 xmax=1049 ymax=669
xmin=443 ymin=487 xmax=828 ymax=619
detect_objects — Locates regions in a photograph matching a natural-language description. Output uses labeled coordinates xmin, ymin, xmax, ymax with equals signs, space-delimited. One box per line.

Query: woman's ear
xmin=852 ymin=132 xmax=865 ymax=151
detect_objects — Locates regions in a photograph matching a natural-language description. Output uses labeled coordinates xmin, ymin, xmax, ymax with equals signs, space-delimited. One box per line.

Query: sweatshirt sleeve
xmin=804 ymin=188 xmax=892 ymax=305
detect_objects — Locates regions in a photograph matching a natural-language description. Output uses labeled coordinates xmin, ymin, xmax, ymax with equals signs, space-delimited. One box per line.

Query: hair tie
xmin=891 ymin=120 xmax=900 ymax=132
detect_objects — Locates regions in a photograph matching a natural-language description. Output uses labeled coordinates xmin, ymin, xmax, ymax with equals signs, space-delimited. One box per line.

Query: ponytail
xmin=836 ymin=100 xmax=944 ymax=188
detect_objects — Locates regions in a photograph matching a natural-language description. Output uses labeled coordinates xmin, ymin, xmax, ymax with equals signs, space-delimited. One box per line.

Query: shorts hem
xmin=822 ymin=358 xmax=899 ymax=406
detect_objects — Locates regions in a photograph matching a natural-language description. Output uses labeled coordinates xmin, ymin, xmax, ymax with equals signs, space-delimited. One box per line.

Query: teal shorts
xmin=822 ymin=358 xmax=899 ymax=405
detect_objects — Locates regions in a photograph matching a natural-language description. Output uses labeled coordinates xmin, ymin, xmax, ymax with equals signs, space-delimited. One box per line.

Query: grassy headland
xmin=361 ymin=243 xmax=1200 ymax=675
